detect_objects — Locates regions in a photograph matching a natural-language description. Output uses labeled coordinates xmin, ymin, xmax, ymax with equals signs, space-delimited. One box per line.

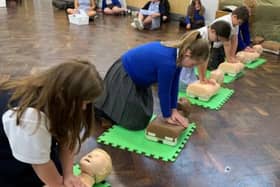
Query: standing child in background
xmin=180 ymin=0 xmax=205 ymax=30
xmin=102 ymin=0 xmax=126 ymax=15
xmin=95 ymin=31 xmax=210 ymax=130
xmin=208 ymin=6 xmax=249 ymax=70
xmin=179 ymin=20 xmax=232 ymax=91
xmin=67 ymin=0 xmax=97 ymax=17
xmin=237 ymin=0 xmax=257 ymax=52
xmin=0 ymin=60 xmax=103 ymax=187
xmin=131 ymin=0 xmax=163 ymax=30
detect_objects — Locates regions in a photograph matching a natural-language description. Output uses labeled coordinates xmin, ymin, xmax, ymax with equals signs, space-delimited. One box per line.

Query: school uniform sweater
xmin=121 ymin=41 xmax=181 ymax=118
xmin=185 ymin=9 xmax=205 ymax=25
xmin=238 ymin=21 xmax=251 ymax=51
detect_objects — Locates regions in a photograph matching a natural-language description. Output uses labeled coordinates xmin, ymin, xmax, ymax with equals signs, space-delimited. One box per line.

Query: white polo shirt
xmin=197 ymin=26 xmax=209 ymax=41
xmin=212 ymin=14 xmax=239 ymax=48
xmin=2 ymin=108 xmax=51 ymax=164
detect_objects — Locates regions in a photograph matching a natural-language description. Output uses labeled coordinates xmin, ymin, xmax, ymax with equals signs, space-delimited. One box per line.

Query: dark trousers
xmin=208 ymin=47 xmax=225 ymax=70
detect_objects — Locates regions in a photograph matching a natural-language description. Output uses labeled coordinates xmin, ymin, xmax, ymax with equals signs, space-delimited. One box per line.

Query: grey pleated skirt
xmin=95 ymin=59 xmax=153 ymax=130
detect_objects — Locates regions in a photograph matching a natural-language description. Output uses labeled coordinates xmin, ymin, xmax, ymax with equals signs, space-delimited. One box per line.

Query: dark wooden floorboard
xmin=1 ymin=1 xmax=280 ymax=186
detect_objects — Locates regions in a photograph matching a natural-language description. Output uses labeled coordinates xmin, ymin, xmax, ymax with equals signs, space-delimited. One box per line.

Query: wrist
xmin=63 ymin=169 xmax=74 ymax=178
xmin=171 ymin=108 xmax=178 ymax=113
xmin=45 ymin=176 xmax=63 ymax=187
xmin=199 ymin=77 xmax=206 ymax=81
xmin=80 ymin=173 xmax=95 ymax=187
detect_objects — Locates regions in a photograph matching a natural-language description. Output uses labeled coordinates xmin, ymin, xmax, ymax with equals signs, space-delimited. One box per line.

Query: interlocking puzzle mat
xmin=245 ymin=58 xmax=266 ymax=69
xmin=97 ymin=122 xmax=196 ymax=162
xmin=178 ymin=87 xmax=234 ymax=110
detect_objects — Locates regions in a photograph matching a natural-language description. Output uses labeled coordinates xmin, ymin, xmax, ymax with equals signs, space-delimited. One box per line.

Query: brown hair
xmin=232 ymin=6 xmax=249 ymax=22
xmin=187 ymin=0 xmax=205 ymax=20
xmin=161 ymin=31 xmax=210 ymax=66
xmin=0 ymin=60 xmax=103 ymax=152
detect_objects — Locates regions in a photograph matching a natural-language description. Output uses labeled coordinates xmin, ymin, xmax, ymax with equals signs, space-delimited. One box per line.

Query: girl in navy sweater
xmin=95 ymin=31 xmax=210 ymax=130
xmin=181 ymin=0 xmax=205 ymax=30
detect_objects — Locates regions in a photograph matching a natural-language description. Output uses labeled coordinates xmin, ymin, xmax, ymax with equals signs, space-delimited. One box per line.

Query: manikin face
xmin=80 ymin=148 xmax=112 ymax=177
xmin=180 ymin=49 xmax=202 ymax=68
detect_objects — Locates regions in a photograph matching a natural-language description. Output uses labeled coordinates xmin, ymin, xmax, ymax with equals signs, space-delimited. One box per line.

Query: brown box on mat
xmin=145 ymin=116 xmax=187 ymax=146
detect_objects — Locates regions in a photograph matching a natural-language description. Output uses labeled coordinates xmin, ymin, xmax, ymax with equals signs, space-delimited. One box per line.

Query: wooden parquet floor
xmin=1 ymin=1 xmax=280 ymax=187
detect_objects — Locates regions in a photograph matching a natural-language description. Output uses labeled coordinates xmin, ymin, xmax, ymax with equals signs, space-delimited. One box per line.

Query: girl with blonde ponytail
xmin=95 ymin=31 xmax=210 ymax=130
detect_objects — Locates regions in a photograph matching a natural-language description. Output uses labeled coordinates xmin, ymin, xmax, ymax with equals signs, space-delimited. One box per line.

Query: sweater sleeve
xmin=185 ymin=16 xmax=191 ymax=24
xmin=102 ymin=0 xmax=105 ymax=9
xmin=241 ymin=21 xmax=251 ymax=46
xmin=159 ymin=2 xmax=166 ymax=16
xmin=114 ymin=0 xmax=121 ymax=7
xmin=238 ymin=28 xmax=247 ymax=51
xmin=161 ymin=0 xmax=170 ymax=16
xmin=142 ymin=1 xmax=150 ymax=10
xmin=170 ymin=68 xmax=181 ymax=109
xmin=157 ymin=63 xmax=176 ymax=118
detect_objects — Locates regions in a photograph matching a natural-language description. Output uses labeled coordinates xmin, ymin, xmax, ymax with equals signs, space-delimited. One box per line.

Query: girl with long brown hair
xmin=0 ymin=60 xmax=103 ymax=187
xmin=180 ymin=0 xmax=205 ymax=30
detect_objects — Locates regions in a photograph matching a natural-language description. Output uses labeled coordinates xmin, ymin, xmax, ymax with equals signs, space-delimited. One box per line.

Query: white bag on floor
xmin=68 ymin=10 xmax=89 ymax=25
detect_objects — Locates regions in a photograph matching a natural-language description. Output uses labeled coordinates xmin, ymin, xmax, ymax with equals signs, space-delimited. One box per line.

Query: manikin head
xmin=80 ymin=148 xmax=112 ymax=183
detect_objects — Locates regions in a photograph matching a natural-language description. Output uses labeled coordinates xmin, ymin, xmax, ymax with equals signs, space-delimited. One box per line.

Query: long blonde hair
xmin=161 ymin=31 xmax=210 ymax=66
xmin=0 ymin=60 xmax=103 ymax=151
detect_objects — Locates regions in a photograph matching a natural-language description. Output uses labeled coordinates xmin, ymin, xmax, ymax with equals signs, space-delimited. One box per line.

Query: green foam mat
xmin=73 ymin=164 xmax=111 ymax=187
xmin=223 ymin=71 xmax=244 ymax=83
xmin=245 ymin=58 xmax=266 ymax=69
xmin=97 ymin=123 xmax=196 ymax=162
xmin=178 ymin=87 xmax=234 ymax=110
xmin=194 ymin=67 xmax=244 ymax=84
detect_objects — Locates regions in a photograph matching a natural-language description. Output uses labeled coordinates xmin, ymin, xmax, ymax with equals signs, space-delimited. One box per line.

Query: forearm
xmin=60 ymin=145 xmax=76 ymax=178
xmin=74 ymin=0 xmax=79 ymax=9
xmin=223 ymin=41 xmax=233 ymax=61
xmin=32 ymin=160 xmax=63 ymax=187
xmin=159 ymin=92 xmax=172 ymax=118
xmin=231 ymin=35 xmax=238 ymax=57
xmin=197 ymin=62 xmax=207 ymax=81
xmin=90 ymin=0 xmax=96 ymax=9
